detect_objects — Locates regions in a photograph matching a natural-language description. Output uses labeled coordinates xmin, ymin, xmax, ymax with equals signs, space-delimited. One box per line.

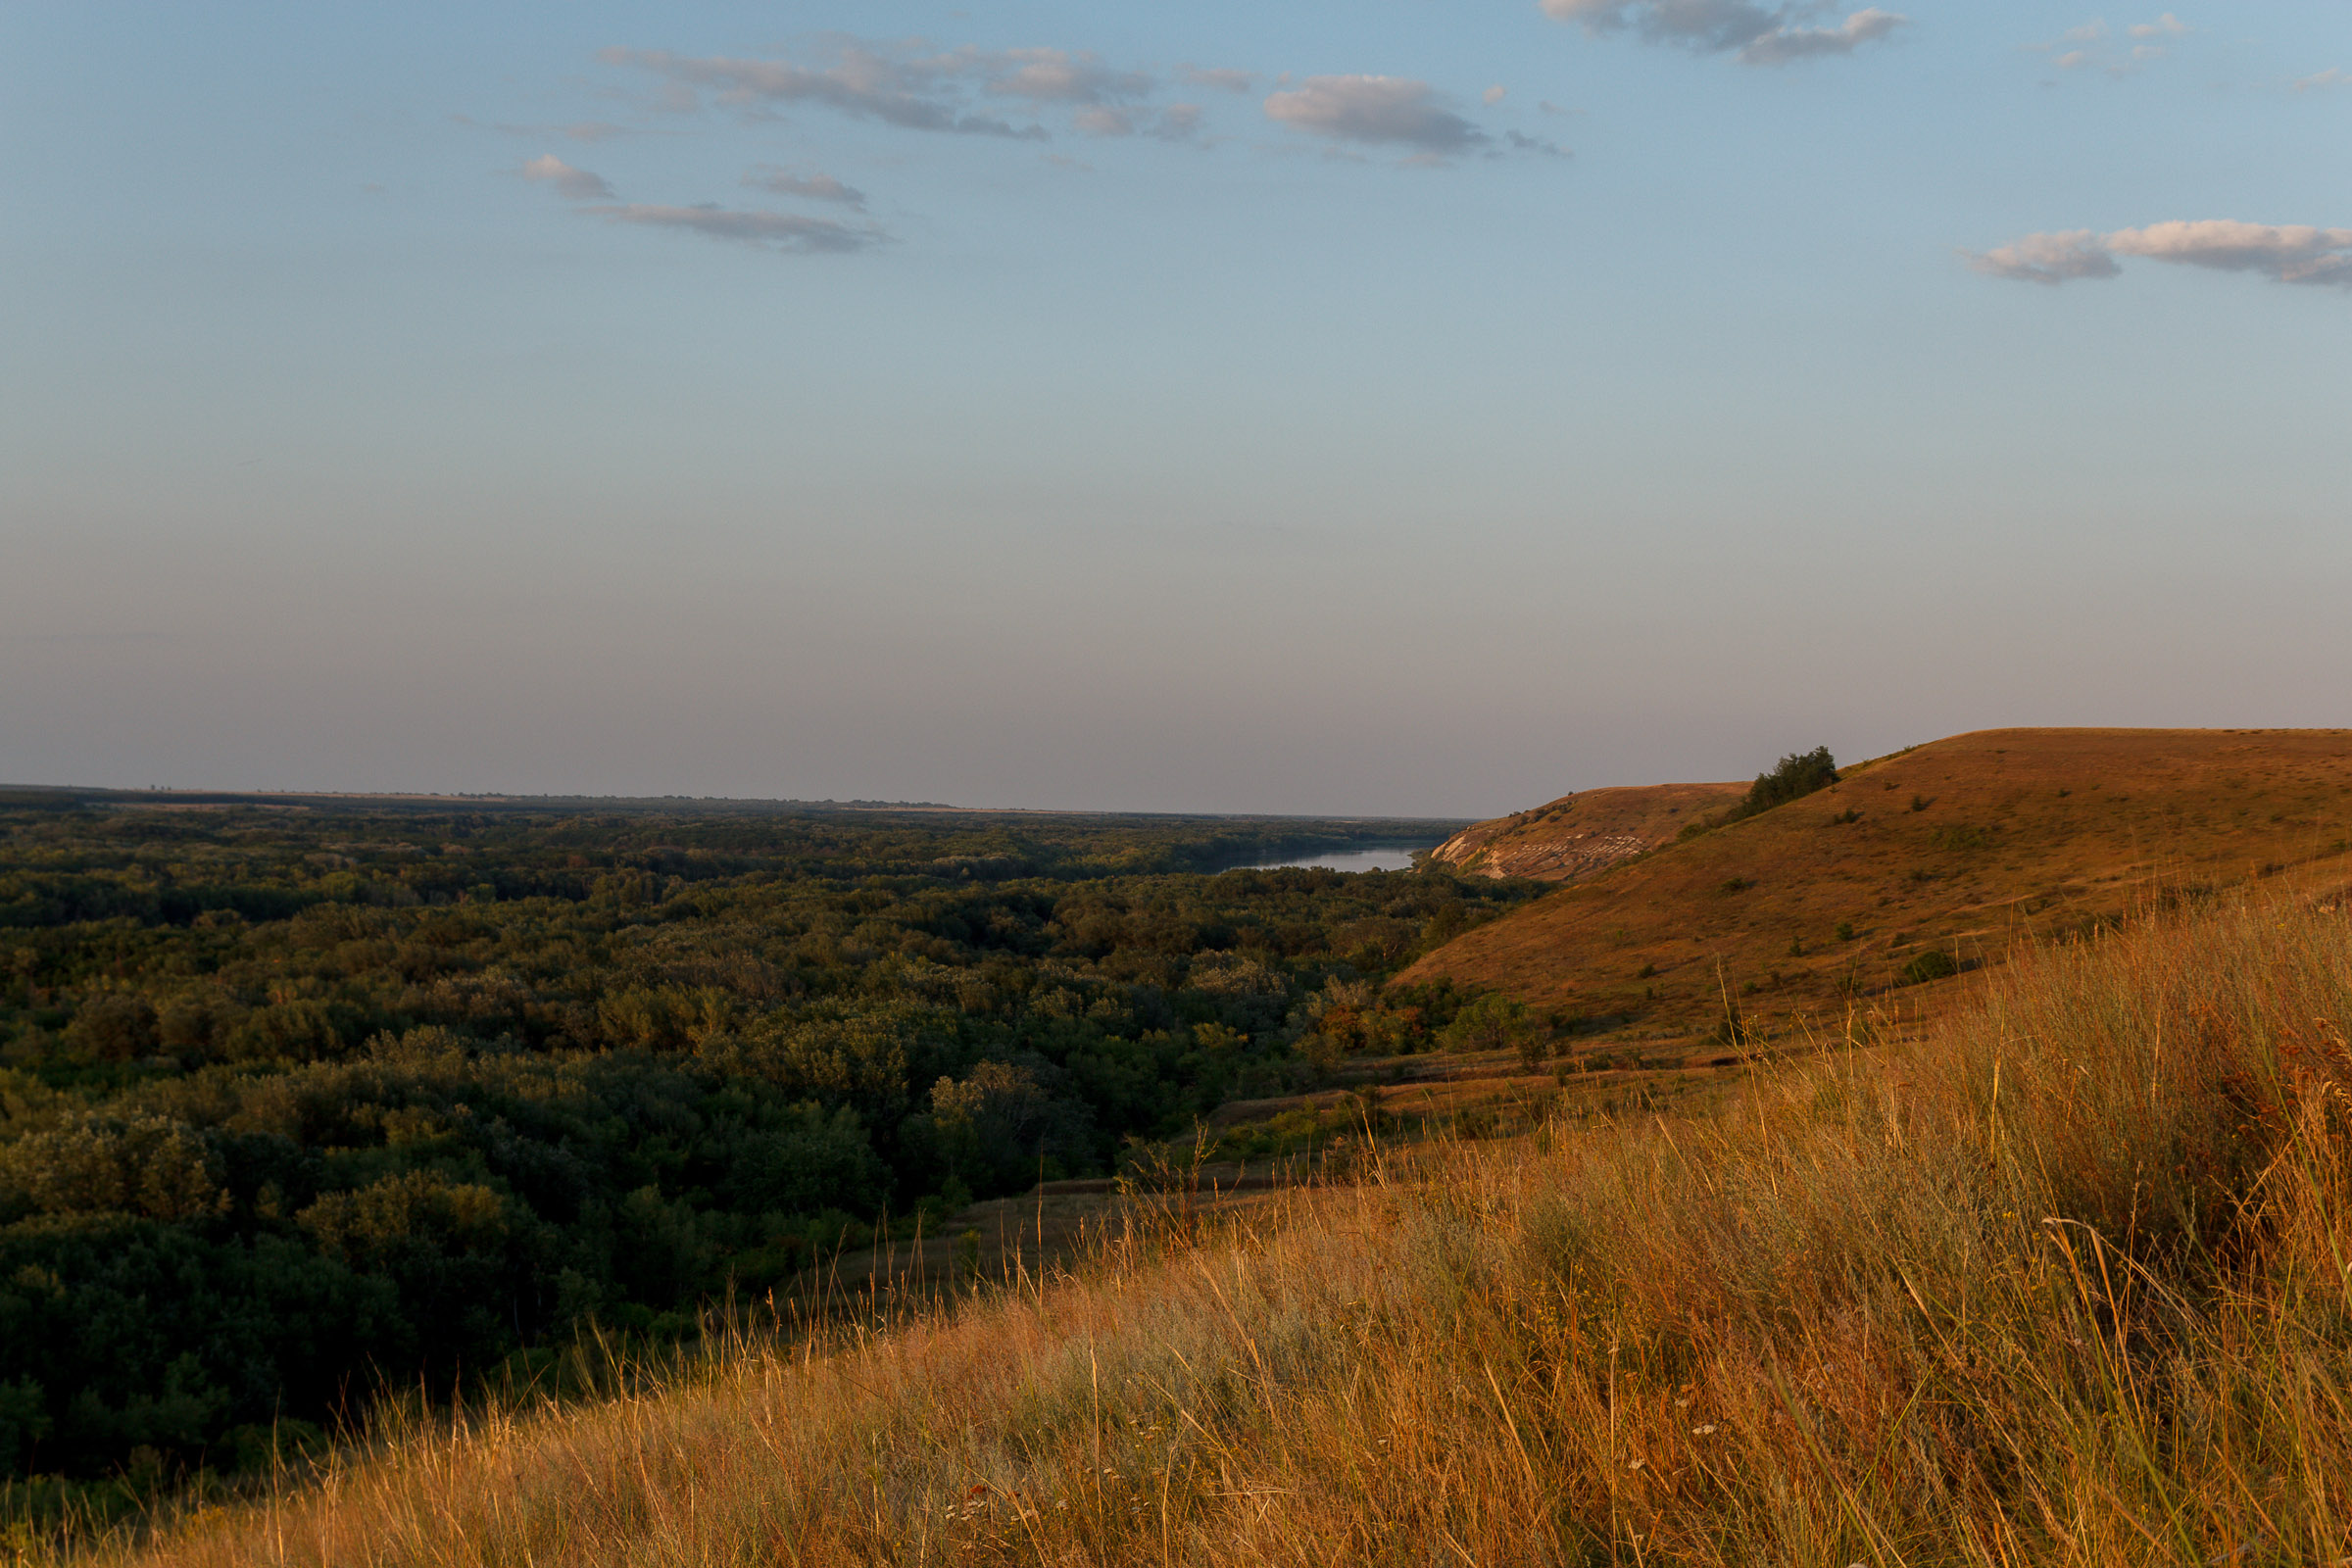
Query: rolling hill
xmin=1397 ymin=727 xmax=2352 ymax=1042
xmin=1427 ymin=780 xmax=1747 ymax=881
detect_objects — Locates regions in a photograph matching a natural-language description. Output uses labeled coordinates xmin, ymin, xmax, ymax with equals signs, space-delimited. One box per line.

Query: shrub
xmin=1439 ymin=992 xmax=1533 ymax=1055
xmin=1899 ymin=949 xmax=1960 ymax=985
xmin=1682 ymin=747 xmax=1840 ymax=839
xmin=1740 ymin=746 xmax=1838 ymax=815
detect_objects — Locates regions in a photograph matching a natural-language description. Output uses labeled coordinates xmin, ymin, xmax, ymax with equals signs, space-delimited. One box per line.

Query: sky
xmin=2 ymin=1 xmax=2347 ymax=816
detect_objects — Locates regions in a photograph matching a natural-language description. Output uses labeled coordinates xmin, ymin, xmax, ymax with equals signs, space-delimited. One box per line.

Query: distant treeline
xmin=0 ymin=803 xmax=1529 ymax=1487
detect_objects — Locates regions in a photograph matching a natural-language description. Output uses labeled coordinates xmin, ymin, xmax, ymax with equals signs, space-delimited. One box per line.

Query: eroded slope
xmin=1429 ymin=782 xmax=1747 ymax=882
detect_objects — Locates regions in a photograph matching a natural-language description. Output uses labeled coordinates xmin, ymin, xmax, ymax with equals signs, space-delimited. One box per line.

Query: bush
xmin=1440 ymin=993 xmax=1533 ymax=1055
xmin=1899 ymin=950 xmax=1960 ymax=985
xmin=1685 ymin=747 xmax=1841 ymax=838
xmin=1732 ymin=747 xmax=1838 ymax=820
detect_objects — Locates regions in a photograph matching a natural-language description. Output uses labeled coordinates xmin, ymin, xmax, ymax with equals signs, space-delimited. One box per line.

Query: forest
xmin=0 ymin=794 xmax=1537 ymax=1491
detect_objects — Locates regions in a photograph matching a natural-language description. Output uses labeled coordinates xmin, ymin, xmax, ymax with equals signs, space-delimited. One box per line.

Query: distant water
xmin=1231 ymin=846 xmax=1425 ymax=873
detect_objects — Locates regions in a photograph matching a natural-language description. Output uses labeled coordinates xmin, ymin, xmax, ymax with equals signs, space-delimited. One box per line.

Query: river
xmin=1228 ymin=845 xmax=1427 ymax=873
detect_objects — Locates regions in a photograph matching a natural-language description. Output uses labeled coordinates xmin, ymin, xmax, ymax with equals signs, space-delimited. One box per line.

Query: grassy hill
xmin=1428 ymin=780 xmax=1747 ymax=882
xmin=1397 ymin=727 xmax=2352 ymax=1043
xmin=43 ymin=891 xmax=2352 ymax=1565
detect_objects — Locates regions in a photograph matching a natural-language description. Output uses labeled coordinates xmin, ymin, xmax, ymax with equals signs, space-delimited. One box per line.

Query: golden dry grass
xmin=1401 ymin=726 xmax=2352 ymax=1039
xmin=35 ymin=888 xmax=2352 ymax=1566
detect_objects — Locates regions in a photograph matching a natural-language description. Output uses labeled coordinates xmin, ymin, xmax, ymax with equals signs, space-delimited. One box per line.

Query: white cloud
xmin=2294 ymin=68 xmax=2348 ymax=92
xmin=605 ymin=45 xmax=1049 ymax=138
xmin=1964 ymin=229 xmax=2122 ymax=284
xmin=603 ymin=41 xmax=1158 ymax=142
xmin=743 ymin=167 xmax=865 ymax=207
xmin=1969 ymin=220 xmax=2352 ymax=288
xmin=2032 ymin=16 xmax=2186 ymax=74
xmin=956 ymin=47 xmax=1151 ymax=105
xmin=1262 ymin=75 xmax=1487 ymax=154
xmin=1072 ymin=102 xmax=1203 ymax=139
xmin=520 ymin=154 xmax=613 ymax=200
xmin=1540 ymin=1 xmax=1908 ymax=65
xmin=1483 ymin=84 xmax=1509 ymax=105
xmin=1740 ymin=8 xmax=1907 ymax=63
xmin=1175 ymin=65 xmax=1255 ymax=94
xmin=586 ymin=202 xmax=886 ymax=254
xmin=1072 ymin=105 xmax=1136 ymax=136
xmin=2109 ymin=220 xmax=2352 ymax=285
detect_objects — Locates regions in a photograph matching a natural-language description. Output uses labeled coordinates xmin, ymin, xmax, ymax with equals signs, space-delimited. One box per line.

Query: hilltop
xmin=1427 ymin=780 xmax=1747 ymax=882
xmin=1397 ymin=727 xmax=2352 ymax=1041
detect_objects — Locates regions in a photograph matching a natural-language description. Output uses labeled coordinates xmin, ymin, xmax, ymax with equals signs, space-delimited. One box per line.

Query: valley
xmin=9 ymin=727 xmax=2352 ymax=1559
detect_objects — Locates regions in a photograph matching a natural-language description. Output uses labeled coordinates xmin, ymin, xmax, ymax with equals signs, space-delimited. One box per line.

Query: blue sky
xmin=3 ymin=2 xmax=2347 ymax=814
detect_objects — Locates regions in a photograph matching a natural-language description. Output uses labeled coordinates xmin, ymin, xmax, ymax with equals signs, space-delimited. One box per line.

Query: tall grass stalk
xmin=34 ymin=895 xmax=2352 ymax=1565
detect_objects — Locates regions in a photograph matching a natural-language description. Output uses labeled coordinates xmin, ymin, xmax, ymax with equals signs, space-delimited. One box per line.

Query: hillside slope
xmin=1397 ymin=727 xmax=2352 ymax=1039
xmin=1428 ymin=781 xmax=1747 ymax=881
xmin=70 ymin=898 xmax=2352 ymax=1566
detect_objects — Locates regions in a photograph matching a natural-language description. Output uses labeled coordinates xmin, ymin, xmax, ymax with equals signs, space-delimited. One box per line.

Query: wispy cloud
xmin=1068 ymin=102 xmax=1218 ymax=140
xmin=1541 ymin=1 xmax=1908 ymax=65
xmin=1157 ymin=103 xmax=1205 ymax=139
xmin=2294 ymin=67 xmax=2348 ymax=92
xmin=1969 ymin=220 xmax=2352 ymax=288
xmin=2030 ymin=15 xmax=2189 ymax=74
xmin=1740 ymin=8 xmax=1908 ymax=62
xmin=586 ymin=202 xmax=887 ymax=254
xmin=520 ymin=154 xmax=612 ymax=200
xmin=603 ymin=42 xmax=1164 ymax=139
xmin=743 ymin=167 xmax=864 ymax=207
xmin=1175 ymin=65 xmax=1255 ymax=94
xmin=606 ymin=46 xmax=1037 ymax=137
xmin=1262 ymin=76 xmax=1488 ymax=156
xmin=1964 ymin=229 xmax=2122 ymax=284
xmin=1073 ymin=105 xmax=1139 ymax=136
xmin=972 ymin=47 xmax=1151 ymax=105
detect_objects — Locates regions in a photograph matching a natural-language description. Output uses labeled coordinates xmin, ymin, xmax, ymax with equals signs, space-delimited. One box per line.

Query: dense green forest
xmin=0 ymin=794 xmax=1537 ymax=1491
